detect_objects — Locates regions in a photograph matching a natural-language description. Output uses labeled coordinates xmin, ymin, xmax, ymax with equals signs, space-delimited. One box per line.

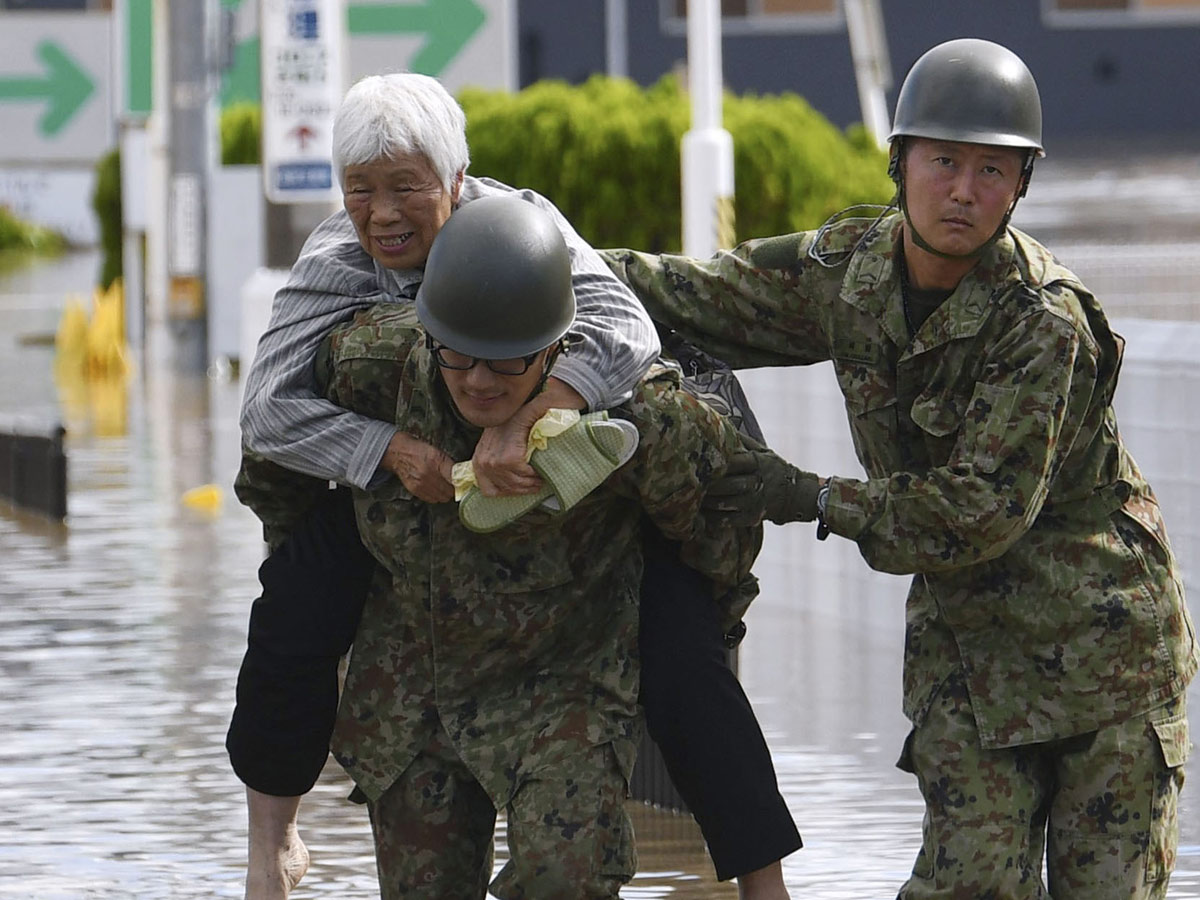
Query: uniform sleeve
xmin=238 ymin=209 xmax=401 ymax=490
xmin=825 ymin=302 xmax=1100 ymax=575
xmin=232 ymin=310 xmax=418 ymax=548
xmin=232 ymin=450 xmax=329 ymax=550
xmin=513 ymin=188 xmax=661 ymax=409
xmin=317 ymin=310 xmax=418 ymax=425
xmin=609 ymin=372 xmax=762 ymax=595
xmin=600 ymin=234 xmax=835 ymax=369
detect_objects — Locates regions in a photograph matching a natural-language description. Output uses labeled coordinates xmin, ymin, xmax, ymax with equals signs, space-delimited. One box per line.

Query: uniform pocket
xmin=910 ymin=393 xmax=960 ymax=438
xmin=894 ymin=729 xmax=934 ymax=878
xmin=1146 ymin=711 xmax=1190 ymax=882
xmin=963 ymin=382 xmax=1018 ymax=473
xmin=474 ymin=531 xmax=574 ymax=594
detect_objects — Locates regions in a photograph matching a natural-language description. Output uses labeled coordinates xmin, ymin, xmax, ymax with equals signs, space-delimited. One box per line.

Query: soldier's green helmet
xmin=889 ymin=38 xmax=1044 ymax=159
xmin=416 ymin=195 xmax=575 ymax=360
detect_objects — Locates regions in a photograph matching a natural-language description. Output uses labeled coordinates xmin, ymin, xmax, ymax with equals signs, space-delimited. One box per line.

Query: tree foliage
xmin=91 ymin=148 xmax=122 ymax=289
xmin=460 ymin=74 xmax=894 ymax=252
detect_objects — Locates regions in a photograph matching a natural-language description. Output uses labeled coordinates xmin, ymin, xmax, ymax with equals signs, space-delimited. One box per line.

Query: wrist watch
xmin=815 ymin=480 xmax=831 ymax=541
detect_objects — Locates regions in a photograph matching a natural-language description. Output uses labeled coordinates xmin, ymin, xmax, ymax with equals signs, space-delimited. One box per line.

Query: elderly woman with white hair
xmin=229 ymin=73 xmax=800 ymax=899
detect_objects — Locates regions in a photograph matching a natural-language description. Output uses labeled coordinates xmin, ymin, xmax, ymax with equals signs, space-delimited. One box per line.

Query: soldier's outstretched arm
xmin=600 ymin=238 xmax=834 ymax=370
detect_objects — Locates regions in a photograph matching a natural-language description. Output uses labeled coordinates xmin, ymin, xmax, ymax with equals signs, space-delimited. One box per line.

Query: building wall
xmin=517 ymin=0 xmax=1200 ymax=147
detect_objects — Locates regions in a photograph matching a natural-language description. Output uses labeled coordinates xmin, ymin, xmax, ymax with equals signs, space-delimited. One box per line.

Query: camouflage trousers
xmin=366 ymin=724 xmax=636 ymax=899
xmin=897 ymin=671 xmax=1189 ymax=900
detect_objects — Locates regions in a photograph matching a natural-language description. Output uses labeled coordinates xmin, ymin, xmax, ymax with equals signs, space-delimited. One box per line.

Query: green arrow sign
xmin=219 ymin=0 xmax=489 ymax=107
xmin=348 ymin=0 xmax=486 ymax=76
xmin=0 ymin=41 xmax=95 ymax=137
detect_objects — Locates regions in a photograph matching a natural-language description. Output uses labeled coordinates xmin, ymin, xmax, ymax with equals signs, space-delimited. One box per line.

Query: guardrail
xmin=630 ymin=646 xmax=740 ymax=812
xmin=0 ymin=417 xmax=67 ymax=520
xmin=631 ymin=736 xmax=690 ymax=812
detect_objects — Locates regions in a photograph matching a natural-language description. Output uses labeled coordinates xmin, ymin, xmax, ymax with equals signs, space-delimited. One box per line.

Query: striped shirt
xmin=239 ymin=176 xmax=661 ymax=489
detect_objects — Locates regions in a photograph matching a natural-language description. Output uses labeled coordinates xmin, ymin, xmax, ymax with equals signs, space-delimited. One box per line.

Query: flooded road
xmin=1 ymin=241 xmax=1199 ymax=899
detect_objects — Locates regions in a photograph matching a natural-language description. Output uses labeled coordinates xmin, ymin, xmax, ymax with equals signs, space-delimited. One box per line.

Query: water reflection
xmin=1 ymin=250 xmax=1199 ymax=898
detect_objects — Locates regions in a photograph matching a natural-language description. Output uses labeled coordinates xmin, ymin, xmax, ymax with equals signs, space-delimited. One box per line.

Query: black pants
xmin=226 ymin=487 xmax=800 ymax=880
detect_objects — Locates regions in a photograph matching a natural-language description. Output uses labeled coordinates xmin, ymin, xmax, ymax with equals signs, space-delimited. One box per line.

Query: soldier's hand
xmin=703 ymin=450 xmax=768 ymax=527
xmin=703 ymin=442 xmax=822 ymax=527
xmin=380 ymin=432 xmax=456 ymax=503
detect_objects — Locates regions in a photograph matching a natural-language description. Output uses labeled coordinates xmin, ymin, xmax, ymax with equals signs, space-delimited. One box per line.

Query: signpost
xmin=219 ymin=0 xmax=513 ymax=106
xmin=260 ymin=0 xmax=345 ymax=204
xmin=345 ymin=0 xmax=510 ymax=92
xmin=0 ymin=14 xmax=109 ymax=163
xmin=346 ymin=0 xmax=486 ymax=76
xmin=0 ymin=41 xmax=94 ymax=138
xmin=0 ymin=13 xmax=110 ymax=246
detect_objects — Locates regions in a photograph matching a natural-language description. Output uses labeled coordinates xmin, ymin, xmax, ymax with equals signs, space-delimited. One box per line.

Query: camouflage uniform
xmin=603 ymin=212 xmax=1198 ymax=898
xmin=236 ymin=305 xmax=761 ymax=899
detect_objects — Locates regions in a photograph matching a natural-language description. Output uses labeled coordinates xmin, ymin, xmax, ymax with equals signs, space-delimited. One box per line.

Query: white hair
xmin=332 ymin=73 xmax=470 ymax=191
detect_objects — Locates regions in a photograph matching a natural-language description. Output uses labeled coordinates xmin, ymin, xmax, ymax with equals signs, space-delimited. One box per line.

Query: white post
xmin=119 ymin=122 xmax=148 ymax=353
xmin=605 ymin=0 xmax=627 ymax=79
xmin=681 ymin=0 xmax=734 ymax=258
xmin=844 ymin=0 xmax=892 ymax=150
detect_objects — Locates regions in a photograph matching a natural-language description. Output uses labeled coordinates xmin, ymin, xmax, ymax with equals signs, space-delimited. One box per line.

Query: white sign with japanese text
xmin=260 ymin=0 xmax=345 ymax=203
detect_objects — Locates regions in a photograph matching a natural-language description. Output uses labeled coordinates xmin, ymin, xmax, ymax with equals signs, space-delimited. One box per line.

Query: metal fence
xmin=1054 ymin=242 xmax=1200 ymax=322
xmin=0 ymin=416 xmax=66 ymax=520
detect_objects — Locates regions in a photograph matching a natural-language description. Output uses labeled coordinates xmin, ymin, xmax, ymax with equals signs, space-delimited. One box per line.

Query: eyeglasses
xmin=430 ymin=342 xmax=543 ymax=376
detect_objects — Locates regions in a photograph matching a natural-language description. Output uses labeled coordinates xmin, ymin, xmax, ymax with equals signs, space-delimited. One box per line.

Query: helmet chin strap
xmin=898 ymin=185 xmax=995 ymax=261
xmin=892 ymin=142 xmax=1035 ymax=262
xmin=526 ymin=340 xmax=565 ymax=404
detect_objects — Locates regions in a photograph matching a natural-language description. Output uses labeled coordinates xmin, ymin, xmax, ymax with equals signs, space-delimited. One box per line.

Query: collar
xmin=837 ymin=212 xmax=1021 ymax=355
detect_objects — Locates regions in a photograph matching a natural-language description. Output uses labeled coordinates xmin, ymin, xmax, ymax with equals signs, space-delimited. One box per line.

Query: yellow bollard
xmin=55 ymin=280 xmax=131 ymax=378
xmin=54 ymin=295 xmax=90 ymax=372
xmin=54 ymin=281 xmax=133 ymax=437
xmin=85 ymin=279 xmax=129 ymax=378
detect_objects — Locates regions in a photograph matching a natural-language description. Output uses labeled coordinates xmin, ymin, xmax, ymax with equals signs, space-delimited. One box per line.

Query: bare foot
xmin=245 ymin=822 xmax=309 ymax=900
xmin=245 ymin=789 xmax=308 ymax=900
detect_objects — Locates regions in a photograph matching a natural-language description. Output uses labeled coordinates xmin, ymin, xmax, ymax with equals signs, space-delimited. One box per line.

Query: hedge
xmin=215 ymin=75 xmax=893 ymax=253
xmin=0 ymin=205 xmax=65 ymax=257
xmin=460 ymin=74 xmax=894 ymax=252
xmin=92 ymin=148 xmax=122 ymax=290
xmin=221 ymin=102 xmax=262 ymax=166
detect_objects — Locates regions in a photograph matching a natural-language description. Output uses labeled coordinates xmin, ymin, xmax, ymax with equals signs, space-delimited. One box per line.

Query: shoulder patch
xmin=748 ymin=234 xmax=807 ymax=271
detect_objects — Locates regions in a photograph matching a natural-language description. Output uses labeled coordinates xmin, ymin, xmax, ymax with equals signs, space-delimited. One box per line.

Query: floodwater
xmin=2 ymin=209 xmax=1200 ymax=898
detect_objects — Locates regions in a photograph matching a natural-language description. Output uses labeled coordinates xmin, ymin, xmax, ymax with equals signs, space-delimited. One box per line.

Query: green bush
xmin=215 ymin=77 xmax=896 ymax=252
xmin=222 ymin=102 xmax=262 ymax=165
xmin=461 ymin=74 xmax=895 ymax=252
xmin=0 ymin=205 xmax=65 ymax=256
xmin=92 ymin=148 xmax=122 ymax=290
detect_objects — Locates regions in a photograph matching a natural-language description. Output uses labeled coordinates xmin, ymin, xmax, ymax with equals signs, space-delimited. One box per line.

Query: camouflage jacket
xmin=603 ymin=211 xmax=1198 ymax=749
xmin=236 ymin=306 xmax=760 ymax=804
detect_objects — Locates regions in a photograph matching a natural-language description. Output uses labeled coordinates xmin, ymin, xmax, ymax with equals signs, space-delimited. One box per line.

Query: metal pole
xmin=165 ymin=0 xmax=213 ymax=372
xmin=605 ymin=0 xmax=627 ymax=79
xmin=844 ymin=0 xmax=892 ymax=150
xmin=681 ymin=0 xmax=734 ymax=258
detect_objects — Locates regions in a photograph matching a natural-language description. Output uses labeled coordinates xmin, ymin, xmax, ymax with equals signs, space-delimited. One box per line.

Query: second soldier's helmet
xmin=416 ymin=195 xmax=575 ymax=360
xmin=888 ymin=38 xmax=1044 ymax=157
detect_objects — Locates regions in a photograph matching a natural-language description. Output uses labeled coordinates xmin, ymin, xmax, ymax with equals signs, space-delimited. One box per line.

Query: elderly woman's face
xmin=342 ymin=151 xmax=459 ymax=270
